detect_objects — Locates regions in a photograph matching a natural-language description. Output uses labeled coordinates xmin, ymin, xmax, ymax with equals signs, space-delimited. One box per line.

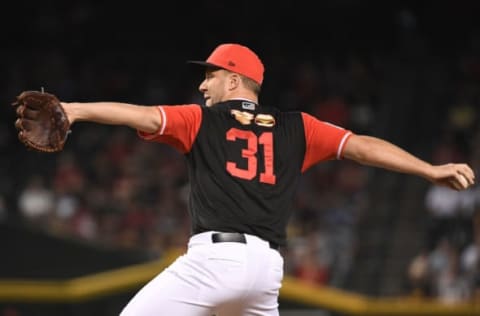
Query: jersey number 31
xmin=226 ymin=128 xmax=276 ymax=185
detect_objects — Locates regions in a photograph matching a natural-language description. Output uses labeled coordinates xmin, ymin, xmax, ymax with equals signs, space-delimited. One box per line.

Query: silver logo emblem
xmin=241 ymin=102 xmax=255 ymax=110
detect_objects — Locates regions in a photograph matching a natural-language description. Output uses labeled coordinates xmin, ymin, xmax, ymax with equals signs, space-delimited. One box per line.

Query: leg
xmin=241 ymin=247 xmax=284 ymax=316
xmin=120 ymin=255 xmax=213 ymax=316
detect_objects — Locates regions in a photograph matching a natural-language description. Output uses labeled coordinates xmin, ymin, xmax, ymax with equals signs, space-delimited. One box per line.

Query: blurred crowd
xmin=0 ymin=1 xmax=479 ymax=306
xmin=406 ymin=106 xmax=480 ymax=303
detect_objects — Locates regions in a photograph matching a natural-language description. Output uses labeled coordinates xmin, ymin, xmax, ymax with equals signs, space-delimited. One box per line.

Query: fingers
xmin=15 ymin=118 xmax=23 ymax=130
xmin=15 ymin=119 xmax=35 ymax=149
xmin=18 ymin=130 xmax=27 ymax=144
xmin=453 ymin=173 xmax=469 ymax=190
xmin=16 ymin=105 xmax=40 ymax=119
xmin=447 ymin=163 xmax=476 ymax=190
xmin=15 ymin=105 xmax=24 ymax=116
xmin=20 ymin=119 xmax=35 ymax=131
xmin=456 ymin=163 xmax=475 ymax=186
xmin=444 ymin=174 xmax=468 ymax=191
xmin=15 ymin=118 xmax=35 ymax=134
xmin=435 ymin=163 xmax=476 ymax=191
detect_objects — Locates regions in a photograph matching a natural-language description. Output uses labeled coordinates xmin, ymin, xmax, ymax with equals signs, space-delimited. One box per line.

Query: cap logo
xmin=228 ymin=61 xmax=236 ymax=67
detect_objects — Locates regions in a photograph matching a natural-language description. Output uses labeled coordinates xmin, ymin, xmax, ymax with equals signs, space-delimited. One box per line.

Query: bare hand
xmin=429 ymin=163 xmax=475 ymax=190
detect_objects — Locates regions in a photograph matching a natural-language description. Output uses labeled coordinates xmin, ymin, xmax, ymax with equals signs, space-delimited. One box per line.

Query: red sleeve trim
xmin=337 ymin=132 xmax=353 ymax=159
xmin=137 ymin=106 xmax=165 ymax=140
xmin=158 ymin=106 xmax=167 ymax=135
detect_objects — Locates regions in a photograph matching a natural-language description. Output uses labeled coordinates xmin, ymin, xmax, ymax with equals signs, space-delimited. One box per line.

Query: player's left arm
xmin=62 ymin=101 xmax=161 ymax=133
xmin=342 ymin=134 xmax=475 ymax=190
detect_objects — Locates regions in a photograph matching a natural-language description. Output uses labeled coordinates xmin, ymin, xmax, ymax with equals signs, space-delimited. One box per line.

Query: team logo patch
xmin=230 ymin=110 xmax=276 ymax=127
xmin=231 ymin=110 xmax=255 ymax=125
xmin=254 ymin=114 xmax=276 ymax=127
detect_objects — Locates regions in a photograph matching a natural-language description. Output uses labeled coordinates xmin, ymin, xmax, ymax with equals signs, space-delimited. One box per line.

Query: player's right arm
xmin=342 ymin=134 xmax=475 ymax=190
xmin=301 ymin=112 xmax=475 ymax=190
xmin=61 ymin=102 xmax=161 ymax=133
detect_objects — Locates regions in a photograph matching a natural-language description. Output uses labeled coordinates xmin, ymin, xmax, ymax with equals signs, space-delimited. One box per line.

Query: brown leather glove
xmin=12 ymin=90 xmax=71 ymax=152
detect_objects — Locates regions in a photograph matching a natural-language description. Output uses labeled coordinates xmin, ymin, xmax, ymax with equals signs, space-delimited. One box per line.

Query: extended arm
xmin=61 ymin=102 xmax=162 ymax=133
xmin=342 ymin=135 xmax=475 ymax=190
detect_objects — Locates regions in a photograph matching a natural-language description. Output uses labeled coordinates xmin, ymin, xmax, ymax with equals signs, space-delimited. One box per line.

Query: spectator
xmin=435 ymin=247 xmax=471 ymax=304
xmin=17 ymin=175 xmax=54 ymax=225
xmin=407 ymin=248 xmax=431 ymax=297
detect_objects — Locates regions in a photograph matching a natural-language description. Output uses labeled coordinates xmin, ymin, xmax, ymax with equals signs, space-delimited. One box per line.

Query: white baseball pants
xmin=120 ymin=231 xmax=284 ymax=316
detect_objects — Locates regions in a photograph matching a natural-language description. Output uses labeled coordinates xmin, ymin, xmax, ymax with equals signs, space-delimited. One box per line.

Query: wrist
xmin=61 ymin=102 xmax=78 ymax=124
xmin=422 ymin=163 xmax=436 ymax=181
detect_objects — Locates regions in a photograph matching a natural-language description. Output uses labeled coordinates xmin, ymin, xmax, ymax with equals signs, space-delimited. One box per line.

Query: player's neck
xmin=225 ymin=89 xmax=258 ymax=104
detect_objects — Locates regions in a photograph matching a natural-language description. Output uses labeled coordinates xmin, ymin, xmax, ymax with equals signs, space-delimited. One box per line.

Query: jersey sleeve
xmin=301 ymin=112 xmax=353 ymax=172
xmin=137 ymin=104 xmax=202 ymax=153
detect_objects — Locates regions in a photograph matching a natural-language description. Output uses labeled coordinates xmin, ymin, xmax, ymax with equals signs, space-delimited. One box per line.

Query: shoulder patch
xmin=254 ymin=114 xmax=276 ymax=127
xmin=231 ymin=109 xmax=255 ymax=125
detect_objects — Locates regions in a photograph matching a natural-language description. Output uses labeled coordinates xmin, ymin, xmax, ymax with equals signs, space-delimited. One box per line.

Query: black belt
xmin=211 ymin=232 xmax=279 ymax=250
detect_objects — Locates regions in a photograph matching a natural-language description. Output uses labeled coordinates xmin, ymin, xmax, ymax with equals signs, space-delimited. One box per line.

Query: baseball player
xmin=59 ymin=43 xmax=475 ymax=315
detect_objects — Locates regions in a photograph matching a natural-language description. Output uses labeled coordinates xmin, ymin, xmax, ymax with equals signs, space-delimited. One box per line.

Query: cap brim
xmin=186 ymin=61 xmax=222 ymax=69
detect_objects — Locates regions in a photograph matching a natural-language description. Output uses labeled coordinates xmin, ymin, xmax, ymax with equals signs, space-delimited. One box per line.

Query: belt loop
xmin=269 ymin=241 xmax=279 ymax=250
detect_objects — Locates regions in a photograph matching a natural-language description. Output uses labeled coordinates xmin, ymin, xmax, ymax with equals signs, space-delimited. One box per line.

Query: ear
xmin=228 ymin=73 xmax=240 ymax=90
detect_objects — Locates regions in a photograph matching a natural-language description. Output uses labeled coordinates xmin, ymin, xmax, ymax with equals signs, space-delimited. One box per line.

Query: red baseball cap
xmin=188 ymin=43 xmax=264 ymax=85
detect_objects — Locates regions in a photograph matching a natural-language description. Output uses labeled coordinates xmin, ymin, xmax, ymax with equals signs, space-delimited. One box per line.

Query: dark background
xmin=1 ymin=0 xmax=479 ymax=191
xmin=0 ymin=0 xmax=479 ymax=315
